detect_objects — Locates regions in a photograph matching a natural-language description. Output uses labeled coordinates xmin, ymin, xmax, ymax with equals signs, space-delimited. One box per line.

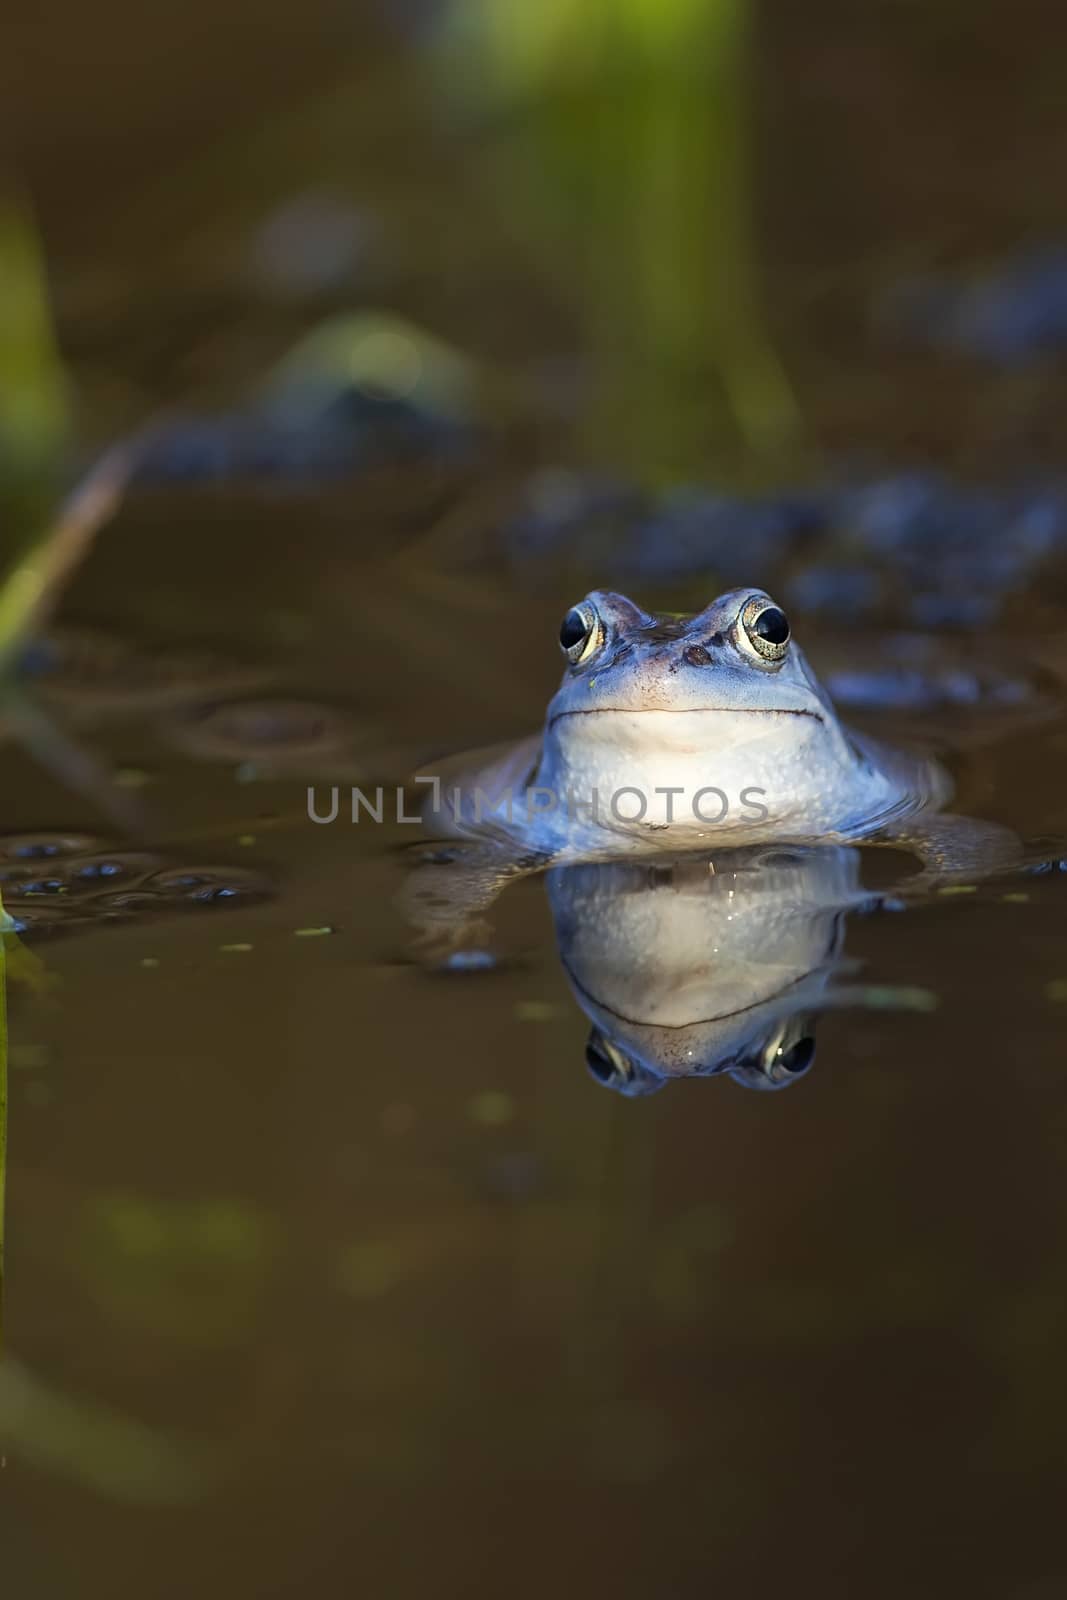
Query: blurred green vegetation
xmin=0 ymin=905 xmax=48 ymax=1346
xmin=0 ymin=192 xmax=67 ymax=473
xmin=442 ymin=0 xmax=799 ymax=479
xmin=0 ymin=895 xmax=7 ymax=1342
xmin=0 ymin=188 xmax=70 ymax=672
xmin=0 ymin=1357 xmax=211 ymax=1503
xmin=0 ymin=189 xmax=130 ymax=686
xmin=0 ymin=187 xmax=67 ymax=546
xmin=265 ymin=311 xmax=477 ymax=421
xmin=77 ymin=1192 xmax=278 ymax=1346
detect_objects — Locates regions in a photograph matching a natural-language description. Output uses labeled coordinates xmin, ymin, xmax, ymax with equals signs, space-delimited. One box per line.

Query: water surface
xmin=4 ymin=4 xmax=1067 ymax=1597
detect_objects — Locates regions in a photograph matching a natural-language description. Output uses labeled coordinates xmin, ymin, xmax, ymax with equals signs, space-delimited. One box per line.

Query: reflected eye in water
xmin=584 ymin=1030 xmax=664 ymax=1097
xmin=559 ymin=601 xmax=602 ymax=666
xmin=777 ymin=1035 xmax=816 ymax=1075
xmin=740 ymin=596 xmax=791 ymax=663
xmin=584 ymin=1034 xmax=616 ymax=1083
xmin=548 ymin=849 xmax=858 ymax=1098
xmin=729 ymin=1026 xmax=818 ymax=1091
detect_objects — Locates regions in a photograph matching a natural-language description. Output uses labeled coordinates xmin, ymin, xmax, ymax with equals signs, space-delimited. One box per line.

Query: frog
xmin=405 ymin=587 xmax=1022 ymax=955
xmin=547 ymin=845 xmax=871 ymax=1096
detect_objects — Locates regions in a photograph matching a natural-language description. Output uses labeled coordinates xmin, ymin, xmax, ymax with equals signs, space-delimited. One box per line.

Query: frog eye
xmin=732 ymin=1029 xmax=816 ymax=1090
xmin=585 ymin=1032 xmax=629 ymax=1087
xmin=740 ymin=596 xmax=791 ymax=662
xmin=584 ymin=1031 xmax=663 ymax=1096
xmin=559 ymin=601 xmax=602 ymax=665
xmin=774 ymin=1035 xmax=815 ymax=1076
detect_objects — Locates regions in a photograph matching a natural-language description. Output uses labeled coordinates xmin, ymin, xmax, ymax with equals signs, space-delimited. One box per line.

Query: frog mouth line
xmin=561 ymin=956 xmax=822 ymax=1030
xmin=548 ymin=705 xmax=827 ymax=730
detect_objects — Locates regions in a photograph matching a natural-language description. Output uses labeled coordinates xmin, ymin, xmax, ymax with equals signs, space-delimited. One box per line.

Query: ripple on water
xmin=21 ymin=624 xmax=269 ymax=715
xmin=142 ymin=865 xmax=273 ymax=905
xmin=0 ymin=833 xmax=273 ymax=938
xmin=161 ymin=696 xmax=368 ymax=773
xmin=0 ymin=831 xmax=102 ymax=860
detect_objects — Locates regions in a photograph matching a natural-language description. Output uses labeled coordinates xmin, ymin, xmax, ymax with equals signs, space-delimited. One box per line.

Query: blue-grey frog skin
xmin=548 ymin=845 xmax=870 ymax=1097
xmin=532 ymin=587 xmax=949 ymax=853
xmin=424 ymin=588 xmax=1018 ymax=860
xmin=407 ymin=588 xmax=1020 ymax=957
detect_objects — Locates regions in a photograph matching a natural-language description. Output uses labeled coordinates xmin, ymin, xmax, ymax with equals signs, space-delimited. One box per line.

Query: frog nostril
xmin=684 ymin=644 xmax=712 ymax=667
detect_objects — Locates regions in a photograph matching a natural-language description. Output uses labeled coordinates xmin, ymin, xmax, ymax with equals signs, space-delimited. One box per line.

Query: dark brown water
xmin=4 ymin=4 xmax=1067 ymax=1596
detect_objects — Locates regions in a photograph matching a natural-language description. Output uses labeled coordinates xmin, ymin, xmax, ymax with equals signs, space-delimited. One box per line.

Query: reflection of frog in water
xmin=407 ymin=588 xmax=1022 ymax=956
xmin=547 ymin=846 xmax=869 ymax=1097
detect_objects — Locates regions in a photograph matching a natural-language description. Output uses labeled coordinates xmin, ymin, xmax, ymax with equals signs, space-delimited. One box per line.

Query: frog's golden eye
xmin=741 ymin=596 xmax=790 ymax=662
xmin=559 ymin=601 xmax=601 ymax=665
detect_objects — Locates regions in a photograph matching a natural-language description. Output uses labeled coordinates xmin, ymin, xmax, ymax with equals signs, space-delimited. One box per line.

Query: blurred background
xmin=3 ymin=3 xmax=1067 ymax=1596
